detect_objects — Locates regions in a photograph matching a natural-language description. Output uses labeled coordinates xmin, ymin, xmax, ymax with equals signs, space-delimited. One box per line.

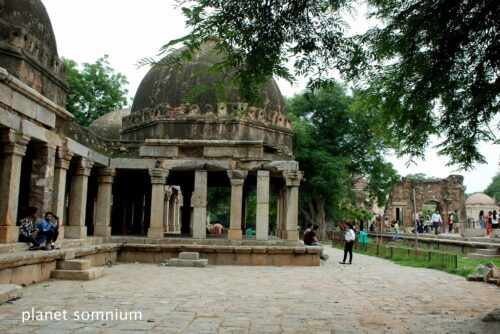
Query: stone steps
xmin=467 ymin=248 xmax=500 ymax=259
xmin=168 ymin=252 xmax=208 ymax=267
xmin=51 ymin=259 xmax=105 ymax=280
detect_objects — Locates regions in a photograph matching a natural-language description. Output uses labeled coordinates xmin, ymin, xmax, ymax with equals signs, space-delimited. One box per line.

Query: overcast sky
xmin=42 ymin=0 xmax=499 ymax=193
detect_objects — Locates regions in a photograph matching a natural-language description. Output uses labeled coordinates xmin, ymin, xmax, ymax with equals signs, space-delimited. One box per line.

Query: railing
xmin=332 ymin=240 xmax=458 ymax=270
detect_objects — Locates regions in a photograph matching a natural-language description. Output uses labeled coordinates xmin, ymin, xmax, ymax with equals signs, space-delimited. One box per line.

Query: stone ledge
xmin=0 ymin=284 xmax=23 ymax=304
xmin=50 ymin=268 xmax=106 ymax=280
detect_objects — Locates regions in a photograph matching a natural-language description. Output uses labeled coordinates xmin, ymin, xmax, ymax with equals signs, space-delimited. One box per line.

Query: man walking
xmin=431 ymin=210 xmax=442 ymax=235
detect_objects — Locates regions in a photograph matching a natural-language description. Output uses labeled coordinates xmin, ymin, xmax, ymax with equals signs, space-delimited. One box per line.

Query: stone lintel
xmin=227 ymin=170 xmax=248 ymax=184
xmin=0 ymin=129 xmax=29 ymax=156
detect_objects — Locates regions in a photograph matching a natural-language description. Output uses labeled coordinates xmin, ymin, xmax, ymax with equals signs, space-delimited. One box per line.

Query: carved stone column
xmin=147 ymin=168 xmax=168 ymax=239
xmin=66 ymin=157 xmax=94 ymax=239
xmin=163 ymin=186 xmax=172 ymax=234
xmin=94 ymin=167 xmax=116 ymax=237
xmin=284 ymin=170 xmax=303 ymax=241
xmin=52 ymin=147 xmax=73 ymax=239
xmin=256 ymin=170 xmax=270 ymax=240
xmin=227 ymin=170 xmax=247 ymax=240
xmin=0 ymin=130 xmax=29 ymax=243
xmin=192 ymin=170 xmax=208 ymax=239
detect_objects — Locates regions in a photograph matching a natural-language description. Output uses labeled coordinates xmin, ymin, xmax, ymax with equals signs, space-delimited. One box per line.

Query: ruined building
xmin=0 ymin=0 xmax=304 ymax=245
xmin=384 ymin=175 xmax=467 ymax=227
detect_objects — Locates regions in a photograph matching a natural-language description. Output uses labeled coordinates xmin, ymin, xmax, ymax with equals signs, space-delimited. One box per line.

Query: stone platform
xmin=0 ymin=237 xmax=320 ymax=286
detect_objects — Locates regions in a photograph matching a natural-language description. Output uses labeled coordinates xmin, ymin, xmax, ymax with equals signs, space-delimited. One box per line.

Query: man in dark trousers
xmin=340 ymin=223 xmax=355 ymax=264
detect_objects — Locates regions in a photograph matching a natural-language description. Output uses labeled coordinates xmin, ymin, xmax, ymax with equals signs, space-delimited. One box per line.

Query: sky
xmin=42 ymin=0 xmax=499 ymax=193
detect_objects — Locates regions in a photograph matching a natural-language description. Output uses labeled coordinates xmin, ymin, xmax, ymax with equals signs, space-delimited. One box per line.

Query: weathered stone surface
xmin=57 ymin=259 xmax=91 ymax=270
xmin=490 ymin=230 xmax=500 ymax=238
xmin=0 ymin=284 xmax=22 ymax=304
xmin=461 ymin=228 xmax=486 ymax=237
xmin=50 ymin=268 xmax=105 ymax=280
xmin=168 ymin=258 xmax=208 ymax=267
xmin=483 ymin=309 xmax=500 ymax=322
xmin=179 ymin=252 xmax=199 ymax=260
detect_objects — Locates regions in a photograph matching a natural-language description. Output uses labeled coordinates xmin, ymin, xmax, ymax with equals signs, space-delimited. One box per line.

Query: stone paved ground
xmin=1 ymin=247 xmax=499 ymax=334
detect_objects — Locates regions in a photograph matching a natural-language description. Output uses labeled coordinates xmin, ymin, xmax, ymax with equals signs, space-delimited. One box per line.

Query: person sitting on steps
xmin=34 ymin=212 xmax=60 ymax=250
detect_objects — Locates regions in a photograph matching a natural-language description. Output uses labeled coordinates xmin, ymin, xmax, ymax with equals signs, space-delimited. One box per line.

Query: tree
xmin=287 ymin=83 xmax=399 ymax=236
xmin=63 ymin=55 xmax=128 ymax=127
xmin=163 ymin=0 xmax=499 ymax=169
xmin=484 ymin=173 xmax=500 ymax=203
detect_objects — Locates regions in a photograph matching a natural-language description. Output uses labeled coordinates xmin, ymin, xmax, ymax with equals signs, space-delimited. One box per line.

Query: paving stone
xmin=0 ymin=284 xmax=22 ymax=304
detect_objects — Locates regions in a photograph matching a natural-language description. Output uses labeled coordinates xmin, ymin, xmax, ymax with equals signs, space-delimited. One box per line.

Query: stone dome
xmin=465 ymin=193 xmax=496 ymax=206
xmin=130 ymin=42 xmax=285 ymax=118
xmin=89 ymin=108 xmax=131 ymax=140
xmin=121 ymin=42 xmax=293 ymax=151
xmin=0 ymin=0 xmax=67 ymax=106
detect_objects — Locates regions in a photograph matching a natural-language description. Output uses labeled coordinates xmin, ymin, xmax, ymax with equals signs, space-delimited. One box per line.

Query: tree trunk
xmin=300 ymin=197 xmax=327 ymax=240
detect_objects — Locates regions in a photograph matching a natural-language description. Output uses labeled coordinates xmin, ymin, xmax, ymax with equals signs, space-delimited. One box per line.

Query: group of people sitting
xmin=17 ymin=207 xmax=60 ymax=250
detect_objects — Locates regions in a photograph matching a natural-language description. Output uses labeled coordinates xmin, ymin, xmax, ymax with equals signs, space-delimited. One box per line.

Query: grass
xmin=332 ymin=241 xmax=500 ymax=277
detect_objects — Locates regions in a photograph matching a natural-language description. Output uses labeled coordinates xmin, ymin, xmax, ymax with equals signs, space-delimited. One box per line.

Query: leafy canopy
xmin=484 ymin=173 xmax=500 ymax=203
xmin=163 ymin=0 xmax=499 ymax=169
xmin=63 ymin=55 xmax=128 ymax=127
xmin=287 ymin=83 xmax=399 ymax=223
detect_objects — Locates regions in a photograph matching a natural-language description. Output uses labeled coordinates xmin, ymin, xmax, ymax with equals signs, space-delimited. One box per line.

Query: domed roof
xmin=131 ymin=42 xmax=285 ymax=116
xmin=0 ymin=0 xmax=67 ymax=106
xmin=466 ymin=193 xmax=496 ymax=206
xmin=89 ymin=108 xmax=130 ymax=140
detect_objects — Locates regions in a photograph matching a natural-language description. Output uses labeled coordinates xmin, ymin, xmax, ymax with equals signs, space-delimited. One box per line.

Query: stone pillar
xmin=94 ymin=167 xmax=115 ymax=237
xmin=276 ymin=187 xmax=287 ymax=239
xmin=30 ymin=142 xmax=56 ymax=214
xmin=284 ymin=171 xmax=302 ymax=241
xmin=147 ymin=168 xmax=168 ymax=239
xmin=174 ymin=192 xmax=182 ymax=233
xmin=192 ymin=170 xmax=208 ymax=239
xmin=66 ymin=157 xmax=94 ymax=238
xmin=0 ymin=130 xmax=29 ymax=243
xmin=163 ymin=186 xmax=172 ymax=233
xmin=52 ymin=147 xmax=73 ymax=239
xmin=256 ymin=170 xmax=270 ymax=240
xmin=227 ymin=170 xmax=247 ymax=240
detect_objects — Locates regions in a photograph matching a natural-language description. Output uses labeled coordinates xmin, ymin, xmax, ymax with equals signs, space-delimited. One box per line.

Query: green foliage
xmin=484 ymin=172 xmax=500 ymax=203
xmin=63 ymin=55 xmax=128 ymax=127
xmin=405 ymin=173 xmax=439 ymax=181
xmin=287 ymin=83 xmax=398 ymax=225
xmin=167 ymin=0 xmax=499 ymax=169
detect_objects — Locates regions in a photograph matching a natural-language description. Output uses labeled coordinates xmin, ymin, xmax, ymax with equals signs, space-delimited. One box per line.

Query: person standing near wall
xmin=479 ymin=210 xmax=485 ymax=229
xmin=431 ymin=210 xmax=442 ymax=236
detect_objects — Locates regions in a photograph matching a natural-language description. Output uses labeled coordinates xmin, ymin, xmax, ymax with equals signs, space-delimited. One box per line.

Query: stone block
xmin=140 ymin=145 xmax=178 ymax=158
xmin=0 ymin=284 xmax=23 ymax=304
xmin=12 ymin=91 xmax=36 ymax=118
xmin=57 ymin=259 xmax=91 ymax=270
xmin=168 ymin=258 xmax=208 ymax=267
xmin=460 ymin=228 xmax=485 ymax=238
xmin=35 ymin=104 xmax=55 ymax=128
xmin=294 ymin=247 xmax=307 ymax=254
xmin=0 ymin=269 xmax=12 ymax=284
xmin=215 ymin=246 xmax=234 ymax=253
xmin=252 ymin=246 xmax=267 ymax=254
xmin=203 ymin=146 xmax=233 ymax=157
xmin=267 ymin=247 xmax=294 ymax=254
xmin=227 ymin=229 xmax=242 ymax=240
xmin=233 ymin=247 xmax=252 ymax=254
xmin=11 ymin=265 xmax=40 ymax=285
xmin=50 ymin=268 xmax=106 ymax=280
xmin=477 ymin=248 xmax=500 ymax=256
xmin=179 ymin=252 xmax=200 ymax=260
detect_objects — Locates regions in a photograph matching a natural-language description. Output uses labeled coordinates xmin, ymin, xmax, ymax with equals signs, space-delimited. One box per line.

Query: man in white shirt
xmin=431 ymin=210 xmax=442 ymax=235
xmin=340 ymin=223 xmax=356 ymax=264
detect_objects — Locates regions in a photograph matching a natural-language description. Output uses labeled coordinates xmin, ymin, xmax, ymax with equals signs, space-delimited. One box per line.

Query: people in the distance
xmin=479 ymin=210 xmax=485 ymax=229
xmin=212 ymin=221 xmax=223 ymax=235
xmin=245 ymin=226 xmax=254 ymax=236
xmin=491 ymin=210 xmax=499 ymax=229
xmin=303 ymin=225 xmax=328 ymax=261
xmin=431 ymin=210 xmax=442 ymax=235
xmin=17 ymin=206 xmax=40 ymax=250
xmin=450 ymin=209 xmax=459 ymax=233
xmin=35 ymin=211 xmax=60 ymax=250
xmin=358 ymin=226 xmax=368 ymax=247
xmin=393 ymin=221 xmax=399 ymax=240
xmin=340 ymin=223 xmax=355 ymax=264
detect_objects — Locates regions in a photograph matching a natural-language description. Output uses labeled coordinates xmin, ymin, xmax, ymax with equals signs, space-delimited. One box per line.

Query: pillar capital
xmin=149 ymin=168 xmax=168 ymax=184
xmin=227 ymin=170 xmax=247 ymax=186
xmin=165 ymin=185 xmax=173 ymax=199
xmin=55 ymin=147 xmax=73 ymax=169
xmin=0 ymin=129 xmax=29 ymax=156
xmin=97 ymin=167 xmax=116 ymax=184
xmin=283 ymin=170 xmax=303 ymax=187
xmin=74 ymin=157 xmax=94 ymax=176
